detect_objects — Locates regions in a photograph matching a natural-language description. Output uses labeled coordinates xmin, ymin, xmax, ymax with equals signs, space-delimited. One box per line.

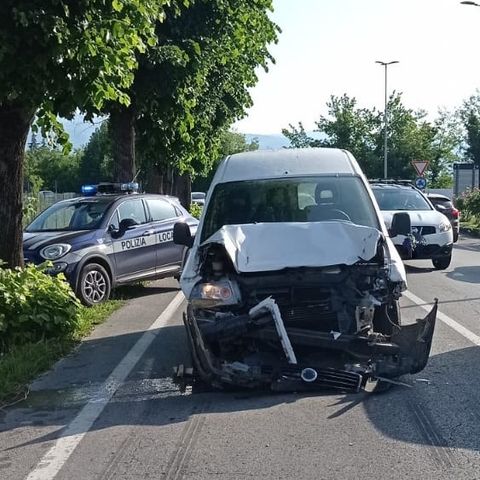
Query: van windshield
xmin=201 ymin=176 xmax=379 ymax=241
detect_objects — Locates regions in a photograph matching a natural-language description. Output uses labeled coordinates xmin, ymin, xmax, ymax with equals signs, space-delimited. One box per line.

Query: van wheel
xmin=76 ymin=263 xmax=111 ymax=306
xmin=432 ymin=255 xmax=451 ymax=270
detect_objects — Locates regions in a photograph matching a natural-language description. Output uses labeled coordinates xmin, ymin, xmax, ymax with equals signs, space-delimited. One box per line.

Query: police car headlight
xmin=191 ymin=280 xmax=240 ymax=308
xmin=40 ymin=243 xmax=72 ymax=260
xmin=439 ymin=222 xmax=452 ymax=233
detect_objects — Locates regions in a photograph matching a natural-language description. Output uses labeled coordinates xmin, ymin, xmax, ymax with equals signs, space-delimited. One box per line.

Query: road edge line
xmin=25 ymin=291 xmax=185 ymax=480
xmin=404 ymin=290 xmax=480 ymax=347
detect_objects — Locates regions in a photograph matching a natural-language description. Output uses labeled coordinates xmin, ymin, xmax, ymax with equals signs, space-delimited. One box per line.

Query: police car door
xmin=111 ymin=198 xmax=157 ymax=280
xmin=144 ymin=198 xmax=184 ymax=274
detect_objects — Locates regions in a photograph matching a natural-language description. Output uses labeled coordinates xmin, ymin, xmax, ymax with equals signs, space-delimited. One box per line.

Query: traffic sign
xmin=415 ymin=177 xmax=427 ymax=189
xmin=411 ymin=160 xmax=429 ymax=176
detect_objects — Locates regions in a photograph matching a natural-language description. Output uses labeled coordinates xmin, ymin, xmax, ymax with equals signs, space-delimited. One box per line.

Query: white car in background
xmin=371 ymin=181 xmax=453 ymax=270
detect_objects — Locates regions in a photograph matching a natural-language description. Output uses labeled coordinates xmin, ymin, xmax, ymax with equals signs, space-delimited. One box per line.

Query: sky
xmin=234 ymin=0 xmax=480 ymax=134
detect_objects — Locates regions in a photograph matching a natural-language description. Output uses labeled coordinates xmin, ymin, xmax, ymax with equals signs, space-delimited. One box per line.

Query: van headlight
xmin=40 ymin=243 xmax=72 ymax=260
xmin=439 ymin=222 xmax=452 ymax=233
xmin=191 ymin=280 xmax=241 ymax=308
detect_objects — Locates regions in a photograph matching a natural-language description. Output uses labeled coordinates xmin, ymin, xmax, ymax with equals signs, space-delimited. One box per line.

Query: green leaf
xmin=112 ymin=0 xmax=124 ymax=12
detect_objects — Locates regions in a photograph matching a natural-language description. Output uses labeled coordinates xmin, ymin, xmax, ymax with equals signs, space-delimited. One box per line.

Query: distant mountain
xmin=244 ymin=133 xmax=291 ymax=150
xmin=244 ymin=131 xmax=325 ymax=150
xmin=28 ymin=117 xmax=325 ymax=153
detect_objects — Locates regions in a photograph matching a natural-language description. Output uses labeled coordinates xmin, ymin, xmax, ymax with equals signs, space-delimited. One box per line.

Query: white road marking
xmin=26 ymin=291 xmax=185 ymax=480
xmin=404 ymin=290 xmax=480 ymax=347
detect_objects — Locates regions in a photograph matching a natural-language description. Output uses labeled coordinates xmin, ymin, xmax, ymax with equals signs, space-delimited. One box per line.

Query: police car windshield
xmin=26 ymin=198 xmax=112 ymax=232
xmin=372 ymin=187 xmax=432 ymax=211
xmin=201 ymin=176 xmax=379 ymax=241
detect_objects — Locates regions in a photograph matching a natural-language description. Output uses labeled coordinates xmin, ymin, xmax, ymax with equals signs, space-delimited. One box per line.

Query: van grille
xmin=248 ymin=287 xmax=338 ymax=332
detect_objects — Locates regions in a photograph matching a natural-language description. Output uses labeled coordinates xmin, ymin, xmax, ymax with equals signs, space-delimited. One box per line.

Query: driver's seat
xmin=305 ymin=183 xmax=345 ymax=221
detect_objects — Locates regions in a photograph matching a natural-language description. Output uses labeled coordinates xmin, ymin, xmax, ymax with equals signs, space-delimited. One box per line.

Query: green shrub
xmin=189 ymin=202 xmax=203 ymax=219
xmin=463 ymin=188 xmax=480 ymax=217
xmin=455 ymin=196 xmax=465 ymax=212
xmin=0 ymin=263 xmax=81 ymax=352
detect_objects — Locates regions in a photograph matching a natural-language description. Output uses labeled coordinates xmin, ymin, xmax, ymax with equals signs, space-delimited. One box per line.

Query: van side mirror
xmin=173 ymin=222 xmax=194 ymax=248
xmin=390 ymin=212 xmax=411 ymax=237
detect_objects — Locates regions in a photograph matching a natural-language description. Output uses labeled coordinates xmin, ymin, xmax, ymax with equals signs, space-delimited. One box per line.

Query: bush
xmin=463 ymin=188 xmax=480 ymax=217
xmin=189 ymin=202 xmax=203 ymax=219
xmin=0 ymin=263 xmax=81 ymax=352
xmin=455 ymin=196 xmax=465 ymax=212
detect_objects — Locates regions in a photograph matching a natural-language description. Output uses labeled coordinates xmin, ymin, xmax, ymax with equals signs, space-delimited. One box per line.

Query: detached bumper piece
xmin=180 ymin=298 xmax=438 ymax=393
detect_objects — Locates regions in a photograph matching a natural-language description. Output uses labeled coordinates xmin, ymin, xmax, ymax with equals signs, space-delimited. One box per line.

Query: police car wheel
xmin=77 ymin=263 xmax=111 ymax=306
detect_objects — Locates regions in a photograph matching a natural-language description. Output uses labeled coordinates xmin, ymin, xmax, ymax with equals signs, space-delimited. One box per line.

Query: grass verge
xmin=0 ymin=300 xmax=123 ymax=407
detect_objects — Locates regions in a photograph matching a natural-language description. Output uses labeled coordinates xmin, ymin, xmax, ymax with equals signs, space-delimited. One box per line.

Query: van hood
xmin=180 ymin=222 xmax=407 ymax=297
xmin=201 ymin=222 xmax=381 ymax=273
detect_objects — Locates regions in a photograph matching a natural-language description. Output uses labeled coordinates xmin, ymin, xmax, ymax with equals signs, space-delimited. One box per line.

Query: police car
xmin=370 ymin=180 xmax=453 ymax=270
xmin=23 ymin=182 xmax=198 ymax=305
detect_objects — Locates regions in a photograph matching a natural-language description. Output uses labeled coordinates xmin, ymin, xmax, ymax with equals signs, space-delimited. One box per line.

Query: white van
xmin=174 ymin=148 xmax=437 ymax=392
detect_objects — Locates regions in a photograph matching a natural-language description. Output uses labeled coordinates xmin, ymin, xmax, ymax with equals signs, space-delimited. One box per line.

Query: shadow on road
xmin=446 ymin=266 xmax=480 ymax=284
xmin=405 ymin=265 xmax=435 ymax=274
xmin=3 ymin=326 xmax=480 ymax=455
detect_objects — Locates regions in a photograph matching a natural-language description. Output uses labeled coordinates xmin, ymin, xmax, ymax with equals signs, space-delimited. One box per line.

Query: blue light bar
xmin=81 ymin=184 xmax=97 ymax=196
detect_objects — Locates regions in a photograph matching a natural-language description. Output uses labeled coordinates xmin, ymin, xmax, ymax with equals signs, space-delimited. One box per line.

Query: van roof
xmin=213 ymin=148 xmax=359 ymax=184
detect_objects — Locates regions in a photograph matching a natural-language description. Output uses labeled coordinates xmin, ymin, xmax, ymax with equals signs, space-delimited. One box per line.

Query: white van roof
xmin=212 ymin=148 xmax=359 ymax=184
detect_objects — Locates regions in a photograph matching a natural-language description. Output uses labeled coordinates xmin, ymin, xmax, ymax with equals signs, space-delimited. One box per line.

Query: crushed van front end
xmin=178 ymin=223 xmax=437 ymax=393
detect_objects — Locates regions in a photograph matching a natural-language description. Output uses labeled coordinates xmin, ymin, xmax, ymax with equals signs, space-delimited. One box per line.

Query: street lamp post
xmin=376 ymin=60 xmax=399 ymax=179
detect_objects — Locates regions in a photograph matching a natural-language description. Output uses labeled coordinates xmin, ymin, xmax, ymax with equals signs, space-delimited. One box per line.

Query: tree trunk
xmin=110 ymin=106 xmax=136 ymax=182
xmin=0 ymin=103 xmax=35 ymax=268
xmin=162 ymin=166 xmax=175 ymax=196
xmin=145 ymin=165 xmax=163 ymax=194
xmin=173 ymin=172 xmax=192 ymax=210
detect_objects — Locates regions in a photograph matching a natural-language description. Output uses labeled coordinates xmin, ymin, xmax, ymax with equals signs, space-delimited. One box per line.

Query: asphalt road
xmin=2 ymin=235 xmax=480 ymax=479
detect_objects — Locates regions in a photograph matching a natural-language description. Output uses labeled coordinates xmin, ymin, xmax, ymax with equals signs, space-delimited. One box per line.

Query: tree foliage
xmin=458 ymin=92 xmax=480 ymax=168
xmin=0 ymin=0 xmax=168 ymax=267
xmin=0 ymin=0 xmax=165 ymax=123
xmin=283 ymin=93 xmax=461 ymax=185
xmin=25 ymin=147 xmax=82 ymax=192
xmin=192 ymin=130 xmax=259 ymax=192
xmin=78 ymin=121 xmax=113 ymax=185
xmin=108 ymin=0 xmax=278 ymax=184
